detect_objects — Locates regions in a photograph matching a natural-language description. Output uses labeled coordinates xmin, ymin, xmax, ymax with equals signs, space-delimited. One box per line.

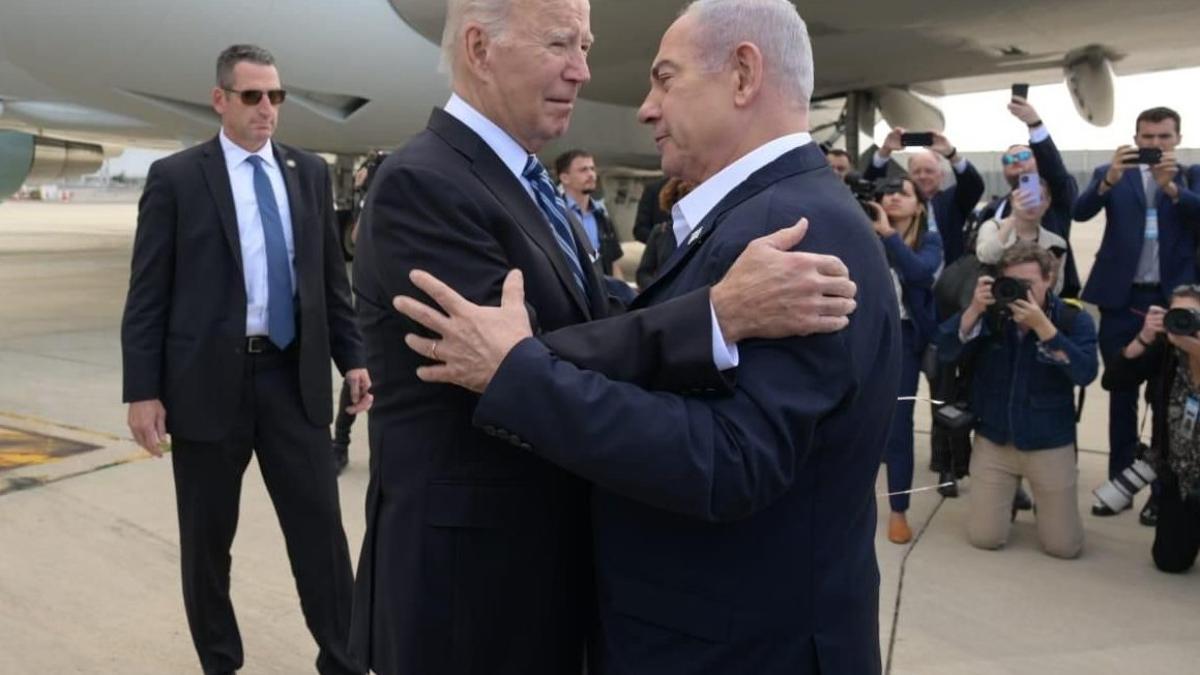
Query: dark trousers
xmin=929 ymin=360 xmax=972 ymax=478
xmin=884 ymin=321 xmax=921 ymax=513
xmin=1098 ymin=286 xmax=1166 ymax=480
xmin=333 ymin=380 xmax=357 ymax=446
xmin=1153 ymin=472 xmax=1200 ymax=573
xmin=171 ymin=349 xmax=358 ymax=675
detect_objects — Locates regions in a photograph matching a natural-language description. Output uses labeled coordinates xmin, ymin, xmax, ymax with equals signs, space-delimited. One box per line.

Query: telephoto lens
xmin=1092 ymin=459 xmax=1157 ymax=512
xmin=1164 ymin=307 xmax=1200 ymax=336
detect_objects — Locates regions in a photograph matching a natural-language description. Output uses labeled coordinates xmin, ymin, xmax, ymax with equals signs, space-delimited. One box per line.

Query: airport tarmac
xmin=0 ymin=200 xmax=1196 ymax=674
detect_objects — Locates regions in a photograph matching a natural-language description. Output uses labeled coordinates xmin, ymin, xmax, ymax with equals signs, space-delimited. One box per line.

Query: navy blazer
xmin=1074 ymin=163 xmax=1200 ymax=309
xmin=475 ymin=144 xmax=900 ymax=675
xmin=882 ymin=227 xmax=943 ymax=350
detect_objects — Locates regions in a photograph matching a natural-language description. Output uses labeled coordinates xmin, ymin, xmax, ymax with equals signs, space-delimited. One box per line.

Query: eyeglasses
xmin=1001 ymin=149 xmax=1033 ymax=166
xmin=224 ymin=88 xmax=287 ymax=106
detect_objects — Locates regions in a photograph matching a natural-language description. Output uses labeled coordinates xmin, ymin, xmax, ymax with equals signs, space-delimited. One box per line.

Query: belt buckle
xmin=247 ymin=336 xmax=268 ymax=354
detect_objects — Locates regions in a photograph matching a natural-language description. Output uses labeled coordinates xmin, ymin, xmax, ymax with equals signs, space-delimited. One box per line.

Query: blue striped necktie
xmin=246 ymin=155 xmax=295 ymax=349
xmin=522 ymin=156 xmax=588 ymax=296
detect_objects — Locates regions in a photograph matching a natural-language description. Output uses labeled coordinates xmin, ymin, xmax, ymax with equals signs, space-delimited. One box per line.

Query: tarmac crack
xmin=884 ymin=495 xmax=947 ymax=675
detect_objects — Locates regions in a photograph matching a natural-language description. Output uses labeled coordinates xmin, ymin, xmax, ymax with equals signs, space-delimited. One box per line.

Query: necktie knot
xmin=522 ymin=156 xmax=548 ymax=183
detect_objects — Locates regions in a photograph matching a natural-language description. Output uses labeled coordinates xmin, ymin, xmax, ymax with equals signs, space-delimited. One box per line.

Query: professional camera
xmin=1164 ymin=307 xmax=1200 ymax=336
xmin=991 ymin=276 xmax=1032 ymax=312
xmin=1093 ymin=458 xmax=1157 ymax=513
xmin=845 ymin=174 xmax=876 ymax=220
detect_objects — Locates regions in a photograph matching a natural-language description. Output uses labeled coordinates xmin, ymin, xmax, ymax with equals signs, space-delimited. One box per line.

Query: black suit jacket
xmin=350 ymin=108 xmax=722 ymax=675
xmin=475 ymin=144 xmax=900 ymax=674
xmin=121 ymin=136 xmax=363 ymax=441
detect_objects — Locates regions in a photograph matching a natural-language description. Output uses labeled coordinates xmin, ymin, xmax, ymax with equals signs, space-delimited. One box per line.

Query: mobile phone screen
xmin=1011 ymin=83 xmax=1029 ymax=99
xmin=899 ymin=132 xmax=934 ymax=147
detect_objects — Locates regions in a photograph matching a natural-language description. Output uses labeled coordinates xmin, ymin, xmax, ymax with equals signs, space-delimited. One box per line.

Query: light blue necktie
xmin=246 ymin=155 xmax=295 ymax=349
xmin=522 ymin=157 xmax=588 ymax=296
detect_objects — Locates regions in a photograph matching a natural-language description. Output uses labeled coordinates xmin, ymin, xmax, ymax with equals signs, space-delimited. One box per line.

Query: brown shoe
xmin=888 ymin=512 xmax=912 ymax=544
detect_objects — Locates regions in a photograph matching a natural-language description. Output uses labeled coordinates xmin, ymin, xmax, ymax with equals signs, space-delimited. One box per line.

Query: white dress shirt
xmin=671 ymin=132 xmax=815 ymax=368
xmin=442 ymin=94 xmax=743 ymax=370
xmin=219 ymin=129 xmax=296 ymax=337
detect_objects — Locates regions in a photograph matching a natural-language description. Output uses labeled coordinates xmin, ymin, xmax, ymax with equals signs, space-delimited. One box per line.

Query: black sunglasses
xmin=224 ymin=88 xmax=287 ymax=106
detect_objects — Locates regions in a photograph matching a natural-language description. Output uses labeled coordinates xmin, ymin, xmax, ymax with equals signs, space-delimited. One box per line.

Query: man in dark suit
xmin=1073 ymin=106 xmax=1200 ymax=521
xmin=392 ymin=1 xmax=898 ymax=672
xmin=121 ymin=45 xmax=368 ymax=675
xmin=633 ymin=176 xmax=670 ymax=243
xmin=349 ymin=1 xmax=860 ymax=673
xmin=867 ymin=128 xmax=984 ymax=267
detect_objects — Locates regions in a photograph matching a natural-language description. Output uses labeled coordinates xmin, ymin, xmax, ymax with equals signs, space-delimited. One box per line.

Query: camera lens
xmin=1164 ymin=308 xmax=1200 ymax=336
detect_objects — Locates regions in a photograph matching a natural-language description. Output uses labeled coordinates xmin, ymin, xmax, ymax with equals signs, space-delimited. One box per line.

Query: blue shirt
xmin=564 ymin=194 xmax=600 ymax=251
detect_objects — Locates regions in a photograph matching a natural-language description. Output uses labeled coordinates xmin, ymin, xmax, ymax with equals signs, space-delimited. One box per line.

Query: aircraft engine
xmin=0 ymin=130 xmax=104 ymax=200
xmin=1063 ymin=45 xmax=1116 ymax=127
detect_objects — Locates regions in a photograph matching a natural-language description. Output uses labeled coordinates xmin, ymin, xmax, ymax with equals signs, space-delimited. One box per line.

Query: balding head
xmin=906 ymin=150 xmax=944 ymax=200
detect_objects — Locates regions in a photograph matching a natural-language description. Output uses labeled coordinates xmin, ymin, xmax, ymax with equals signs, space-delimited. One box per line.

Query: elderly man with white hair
xmin=386 ymin=0 xmax=899 ymax=672
xmin=349 ymin=0 xmax=864 ymax=673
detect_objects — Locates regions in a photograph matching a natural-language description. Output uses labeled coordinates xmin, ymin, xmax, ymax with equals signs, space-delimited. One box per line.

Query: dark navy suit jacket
xmin=476 ymin=144 xmax=901 ymax=675
xmin=865 ymin=157 xmax=983 ymax=265
xmin=1074 ymin=163 xmax=1200 ymax=309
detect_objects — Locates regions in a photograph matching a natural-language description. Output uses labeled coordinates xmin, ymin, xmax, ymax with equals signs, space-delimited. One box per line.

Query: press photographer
xmin=866 ymin=177 xmax=943 ymax=544
xmin=1103 ymin=286 xmax=1200 ymax=573
xmin=937 ymin=242 xmax=1098 ymax=558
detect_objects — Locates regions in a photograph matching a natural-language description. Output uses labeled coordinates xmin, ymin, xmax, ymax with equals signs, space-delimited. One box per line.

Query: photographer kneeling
xmin=1104 ymin=287 xmax=1200 ymax=573
xmin=937 ymin=242 xmax=1098 ymax=558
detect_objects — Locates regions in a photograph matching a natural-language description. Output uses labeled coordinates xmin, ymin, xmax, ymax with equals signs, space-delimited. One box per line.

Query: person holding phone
xmin=866 ymin=177 xmax=944 ymax=544
xmin=975 ymin=178 xmax=1068 ymax=295
xmin=1074 ymin=106 xmax=1200 ymax=524
xmin=972 ymin=91 xmax=1081 ymax=298
xmin=867 ymin=127 xmax=983 ymax=268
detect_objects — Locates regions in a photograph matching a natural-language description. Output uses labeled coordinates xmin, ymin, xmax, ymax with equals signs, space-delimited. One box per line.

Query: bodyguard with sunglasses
xmin=121 ymin=44 xmax=367 ymax=675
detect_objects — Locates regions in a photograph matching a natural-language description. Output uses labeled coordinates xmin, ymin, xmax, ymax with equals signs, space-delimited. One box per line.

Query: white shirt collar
xmin=672 ymin=132 xmax=813 ymax=246
xmin=443 ymin=93 xmax=533 ymax=185
xmin=219 ymin=128 xmax=276 ymax=170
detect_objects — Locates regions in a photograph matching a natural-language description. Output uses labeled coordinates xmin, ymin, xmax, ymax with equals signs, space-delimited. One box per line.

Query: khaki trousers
xmin=968 ymin=435 xmax=1084 ymax=559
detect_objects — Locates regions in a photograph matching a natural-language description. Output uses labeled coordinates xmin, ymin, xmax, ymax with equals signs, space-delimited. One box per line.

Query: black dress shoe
xmin=937 ymin=471 xmax=959 ymax=498
xmin=1091 ymin=500 xmax=1131 ymax=516
xmin=1139 ymin=495 xmax=1159 ymax=527
xmin=332 ymin=441 xmax=349 ymax=475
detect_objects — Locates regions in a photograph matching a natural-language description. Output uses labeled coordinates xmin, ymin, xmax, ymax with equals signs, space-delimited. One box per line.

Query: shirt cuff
xmin=1029 ymin=125 xmax=1050 ymax=144
xmin=959 ymin=319 xmax=984 ymax=344
xmin=873 ymin=151 xmax=888 ymax=169
xmin=953 ymin=157 xmax=969 ymax=173
xmin=710 ymin=300 xmax=740 ymax=371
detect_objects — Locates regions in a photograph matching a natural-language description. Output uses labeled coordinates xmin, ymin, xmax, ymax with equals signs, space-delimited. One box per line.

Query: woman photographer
xmin=1105 ymin=286 xmax=1200 ymax=572
xmin=974 ymin=178 xmax=1068 ymax=295
xmin=937 ymin=242 xmax=1098 ymax=558
xmin=867 ymin=177 xmax=943 ymax=544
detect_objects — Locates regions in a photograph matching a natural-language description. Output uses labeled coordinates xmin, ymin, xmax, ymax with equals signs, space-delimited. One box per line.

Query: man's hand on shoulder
xmin=711 ymin=218 xmax=857 ymax=343
xmin=393 ymin=269 xmax=533 ymax=393
xmin=127 ymin=399 xmax=168 ymax=457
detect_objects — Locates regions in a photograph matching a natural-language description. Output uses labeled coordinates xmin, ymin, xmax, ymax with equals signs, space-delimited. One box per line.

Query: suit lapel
xmin=428 ymin=109 xmax=592 ymax=319
xmin=564 ymin=207 xmax=608 ymax=317
xmin=273 ymin=143 xmax=310 ymax=293
xmin=199 ymin=137 xmax=244 ymax=272
xmin=1130 ymin=168 xmax=1148 ymax=211
xmin=636 ymin=144 xmax=827 ymax=306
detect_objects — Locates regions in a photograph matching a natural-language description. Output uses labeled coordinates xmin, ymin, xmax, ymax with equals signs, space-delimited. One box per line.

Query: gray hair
xmin=681 ymin=0 xmax=813 ymax=107
xmin=440 ymin=0 xmax=514 ymax=76
xmin=216 ymin=44 xmax=276 ymax=89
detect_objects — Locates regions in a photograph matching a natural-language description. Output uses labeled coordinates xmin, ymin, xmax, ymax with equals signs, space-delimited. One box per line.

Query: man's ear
xmin=211 ymin=87 xmax=226 ymax=116
xmin=731 ymin=42 xmax=765 ymax=108
xmin=462 ymin=23 xmax=494 ymax=81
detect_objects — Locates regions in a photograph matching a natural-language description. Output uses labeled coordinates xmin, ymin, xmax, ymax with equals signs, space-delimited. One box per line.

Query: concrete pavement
xmin=0 ymin=200 xmax=1196 ymax=674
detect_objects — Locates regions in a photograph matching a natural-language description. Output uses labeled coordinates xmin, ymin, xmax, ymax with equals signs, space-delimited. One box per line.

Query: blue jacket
xmin=475 ymin=144 xmax=899 ymax=674
xmin=882 ymin=228 xmax=943 ymax=350
xmin=1074 ymin=163 xmax=1200 ymax=309
xmin=937 ymin=295 xmax=1099 ymax=450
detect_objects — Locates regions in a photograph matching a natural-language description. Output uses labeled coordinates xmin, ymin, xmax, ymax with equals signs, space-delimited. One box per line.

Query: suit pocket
xmin=605 ymin=573 xmax=732 ymax=643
